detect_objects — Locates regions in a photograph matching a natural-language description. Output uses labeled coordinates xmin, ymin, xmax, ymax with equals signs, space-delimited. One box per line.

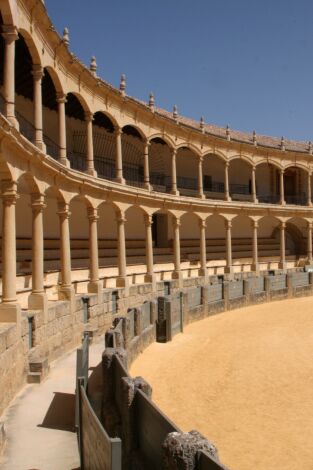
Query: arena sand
xmin=130 ymin=296 xmax=313 ymax=470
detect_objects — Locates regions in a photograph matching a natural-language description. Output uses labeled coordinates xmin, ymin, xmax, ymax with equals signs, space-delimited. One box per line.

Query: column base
xmin=116 ymin=276 xmax=129 ymax=289
xmin=171 ymin=190 xmax=180 ymax=196
xmin=28 ymin=292 xmax=48 ymax=313
xmin=144 ymin=183 xmax=152 ymax=191
xmin=59 ymin=157 xmax=70 ymax=167
xmin=86 ymin=168 xmax=97 ymax=177
xmin=198 ymin=267 xmax=208 ymax=278
xmin=172 ymin=270 xmax=183 ymax=287
xmin=198 ymin=193 xmax=206 ymax=199
xmin=35 ymin=141 xmax=46 ymax=153
xmin=251 ymin=263 xmax=260 ymax=273
xmin=144 ymin=273 xmax=156 ymax=289
xmin=115 ymin=177 xmax=126 ymax=185
xmin=88 ymin=280 xmax=103 ymax=296
xmin=224 ymin=265 xmax=233 ymax=274
xmin=7 ymin=115 xmax=19 ymax=130
xmin=278 ymin=262 xmax=287 ymax=270
xmin=58 ymin=285 xmax=75 ymax=311
xmin=280 ymin=200 xmax=286 ymax=206
xmin=0 ymin=302 xmax=21 ymax=324
xmin=252 ymin=198 xmax=258 ymax=204
xmin=224 ymin=196 xmax=232 ymax=202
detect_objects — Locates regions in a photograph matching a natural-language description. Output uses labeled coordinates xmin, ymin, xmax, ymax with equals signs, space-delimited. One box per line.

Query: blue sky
xmin=45 ymin=0 xmax=313 ymax=141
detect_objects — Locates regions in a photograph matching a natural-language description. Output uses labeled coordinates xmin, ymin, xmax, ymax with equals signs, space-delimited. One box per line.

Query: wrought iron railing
xmin=16 ymin=111 xmax=34 ymax=142
xmin=257 ymin=194 xmax=280 ymax=204
xmin=177 ymin=175 xmax=197 ymax=190
xmin=285 ymin=193 xmax=307 ymax=205
xmin=230 ymin=182 xmax=250 ymax=195
xmin=44 ymin=135 xmax=59 ymax=160
xmin=69 ymin=152 xmax=86 ymax=172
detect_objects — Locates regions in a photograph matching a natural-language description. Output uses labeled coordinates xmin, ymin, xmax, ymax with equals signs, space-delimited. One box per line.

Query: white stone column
xmin=171 ymin=149 xmax=179 ymax=195
xmin=224 ymin=162 xmax=231 ymax=201
xmin=2 ymin=26 xmax=18 ymax=128
xmin=225 ymin=219 xmax=233 ymax=273
xmin=28 ymin=194 xmax=48 ymax=312
xmin=251 ymin=166 xmax=258 ymax=203
xmin=143 ymin=141 xmax=151 ymax=190
xmin=307 ymin=221 xmax=313 ymax=264
xmin=198 ymin=219 xmax=208 ymax=277
xmin=87 ymin=207 xmax=102 ymax=295
xmin=307 ymin=172 xmax=312 ymax=206
xmin=56 ymin=93 xmax=69 ymax=166
xmin=280 ymin=169 xmax=285 ymax=205
xmin=144 ymin=214 xmax=155 ymax=285
xmin=198 ymin=156 xmax=205 ymax=198
xmin=115 ymin=127 xmax=125 ymax=184
xmin=279 ymin=221 xmax=286 ymax=270
xmin=251 ymin=219 xmax=259 ymax=272
xmin=32 ymin=65 xmax=45 ymax=151
xmin=116 ymin=213 xmax=128 ymax=287
xmin=57 ymin=202 xmax=74 ymax=301
xmin=0 ymin=181 xmax=21 ymax=323
xmin=86 ymin=112 xmax=97 ymax=176
xmin=172 ymin=216 xmax=182 ymax=281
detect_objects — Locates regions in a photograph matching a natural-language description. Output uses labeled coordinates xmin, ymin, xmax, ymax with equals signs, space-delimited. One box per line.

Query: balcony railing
xmin=285 ymin=193 xmax=307 ymax=205
xmin=258 ymin=194 xmax=280 ymax=204
xmin=230 ymin=182 xmax=250 ymax=195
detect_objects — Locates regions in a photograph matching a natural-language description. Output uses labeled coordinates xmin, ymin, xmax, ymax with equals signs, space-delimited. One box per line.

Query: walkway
xmin=0 ymin=337 xmax=104 ymax=470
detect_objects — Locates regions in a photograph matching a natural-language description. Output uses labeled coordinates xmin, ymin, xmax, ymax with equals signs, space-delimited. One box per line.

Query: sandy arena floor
xmin=130 ymin=296 xmax=313 ymax=470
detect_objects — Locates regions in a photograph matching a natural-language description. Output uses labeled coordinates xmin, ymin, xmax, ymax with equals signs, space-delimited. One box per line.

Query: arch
xmin=43 ymin=66 xmax=64 ymax=95
xmin=44 ymin=185 xmax=66 ymax=204
xmin=202 ymin=153 xmax=226 ymax=198
xmin=68 ymin=193 xmax=94 ymax=209
xmin=16 ymin=172 xmax=41 ymax=194
xmin=284 ymin=162 xmax=309 ymax=172
xmin=148 ymin=133 xmax=175 ymax=149
xmin=65 ymin=92 xmax=90 ymax=117
xmin=228 ymin=154 xmax=254 ymax=166
xmin=122 ymin=124 xmax=146 ymax=141
xmin=255 ymin=158 xmax=282 ymax=170
xmin=176 ymin=142 xmax=201 ymax=156
xmin=228 ymin=158 xmax=253 ymax=200
xmin=255 ymin=161 xmax=281 ymax=204
xmin=93 ymin=110 xmax=118 ymax=131
xmin=17 ymin=28 xmax=41 ymax=66
xmin=176 ymin=146 xmax=200 ymax=196
xmin=202 ymin=151 xmax=227 ymax=163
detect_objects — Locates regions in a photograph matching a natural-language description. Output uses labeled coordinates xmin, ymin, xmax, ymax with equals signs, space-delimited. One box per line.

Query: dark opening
xmin=93 ymin=111 xmax=114 ymax=132
xmin=42 ymin=69 xmax=57 ymax=111
xmin=15 ymin=34 xmax=33 ymax=100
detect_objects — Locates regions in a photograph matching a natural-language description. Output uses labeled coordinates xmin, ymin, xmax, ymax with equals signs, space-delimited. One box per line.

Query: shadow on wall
xmin=38 ymin=391 xmax=76 ymax=432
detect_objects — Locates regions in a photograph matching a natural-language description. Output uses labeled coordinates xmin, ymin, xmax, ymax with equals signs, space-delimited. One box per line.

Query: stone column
xmin=198 ymin=219 xmax=207 ymax=277
xmin=171 ymin=149 xmax=179 ymax=195
xmin=32 ymin=65 xmax=45 ymax=151
xmin=198 ymin=156 xmax=205 ymax=198
xmin=251 ymin=219 xmax=259 ymax=272
xmin=57 ymin=202 xmax=74 ymax=301
xmin=251 ymin=165 xmax=258 ymax=203
xmin=224 ymin=161 xmax=231 ymax=201
xmin=307 ymin=172 xmax=312 ymax=206
xmin=2 ymin=26 xmax=18 ymax=128
xmin=116 ymin=213 xmax=128 ymax=288
xmin=307 ymin=221 xmax=313 ymax=264
xmin=86 ymin=112 xmax=97 ymax=176
xmin=143 ymin=141 xmax=151 ymax=190
xmin=225 ymin=219 xmax=233 ymax=273
xmin=0 ymin=181 xmax=21 ymax=322
xmin=144 ymin=214 xmax=155 ymax=285
xmin=280 ymin=169 xmax=285 ymax=205
xmin=56 ymin=93 xmax=69 ymax=166
xmin=28 ymin=194 xmax=48 ymax=312
xmin=279 ymin=221 xmax=286 ymax=270
xmin=87 ymin=207 xmax=102 ymax=295
xmin=172 ymin=216 xmax=182 ymax=282
xmin=115 ymin=127 xmax=125 ymax=184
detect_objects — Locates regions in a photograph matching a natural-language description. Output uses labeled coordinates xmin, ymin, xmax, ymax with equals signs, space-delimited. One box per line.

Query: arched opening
xmin=202 ymin=153 xmax=225 ymax=200
xmin=232 ymin=215 xmax=253 ymax=268
xmin=65 ymin=93 xmax=87 ymax=171
xmin=283 ymin=167 xmax=308 ymax=205
xmin=43 ymin=188 xmax=61 ymax=280
xmin=258 ymin=216 xmax=281 ymax=269
xmin=149 ymin=138 xmax=172 ymax=193
xmin=98 ymin=202 xmax=118 ymax=285
xmin=176 ymin=147 xmax=198 ymax=197
xmin=205 ymin=214 xmax=227 ymax=274
xmin=42 ymin=68 xmax=59 ymax=159
xmin=93 ymin=111 xmax=116 ymax=180
xmin=125 ymin=206 xmax=146 ymax=281
xmin=256 ymin=162 xmax=280 ymax=204
xmin=272 ymin=217 xmax=307 ymax=258
xmin=121 ymin=125 xmax=144 ymax=187
xmin=14 ymin=33 xmax=34 ymax=141
xmin=229 ymin=159 xmax=252 ymax=201
xmin=180 ymin=212 xmax=202 ymax=276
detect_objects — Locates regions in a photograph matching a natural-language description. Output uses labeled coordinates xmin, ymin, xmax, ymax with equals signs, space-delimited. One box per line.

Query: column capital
xmin=144 ymin=139 xmax=151 ymax=148
xmin=144 ymin=213 xmax=153 ymax=226
xmin=172 ymin=217 xmax=181 ymax=228
xmin=57 ymin=202 xmax=70 ymax=219
xmin=171 ymin=148 xmax=177 ymax=157
xmin=116 ymin=213 xmax=126 ymax=224
xmin=31 ymin=194 xmax=46 ymax=212
xmin=225 ymin=161 xmax=230 ymax=168
xmin=87 ymin=206 xmax=98 ymax=221
xmin=198 ymin=155 xmax=204 ymax=163
xmin=307 ymin=221 xmax=313 ymax=229
xmin=280 ymin=168 xmax=284 ymax=175
xmin=251 ymin=219 xmax=259 ymax=229
xmin=1 ymin=180 xmax=18 ymax=205
xmin=225 ymin=219 xmax=232 ymax=229
xmin=280 ymin=221 xmax=286 ymax=229
xmin=32 ymin=64 xmax=44 ymax=81
xmin=2 ymin=25 xmax=18 ymax=43
xmin=198 ymin=218 xmax=206 ymax=229
xmin=85 ymin=111 xmax=94 ymax=122
xmin=252 ymin=165 xmax=256 ymax=172
xmin=56 ymin=92 xmax=67 ymax=104
xmin=114 ymin=126 xmax=123 ymax=137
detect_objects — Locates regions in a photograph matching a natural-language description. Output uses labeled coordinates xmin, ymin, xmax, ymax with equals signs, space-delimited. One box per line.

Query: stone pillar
xmin=115 ymin=127 xmax=125 ymax=184
xmin=32 ymin=65 xmax=45 ymax=151
xmin=307 ymin=172 xmax=312 ymax=206
xmin=224 ymin=161 xmax=231 ymax=201
xmin=57 ymin=202 xmax=74 ymax=301
xmin=143 ymin=141 xmax=151 ymax=190
xmin=56 ymin=93 xmax=69 ymax=166
xmin=0 ymin=181 xmax=21 ymax=322
xmin=280 ymin=169 xmax=285 ymax=205
xmin=86 ymin=112 xmax=97 ymax=176
xmin=251 ymin=219 xmax=259 ymax=272
xmin=87 ymin=207 xmax=102 ymax=295
xmin=171 ymin=149 xmax=179 ymax=195
xmin=251 ymin=165 xmax=258 ymax=203
xmin=307 ymin=221 xmax=313 ymax=264
xmin=225 ymin=219 xmax=233 ymax=273
xmin=28 ymin=194 xmax=48 ymax=313
xmin=116 ymin=213 xmax=128 ymax=288
xmin=172 ymin=216 xmax=182 ymax=282
xmin=144 ymin=214 xmax=155 ymax=285
xmin=198 ymin=219 xmax=208 ymax=277
xmin=2 ymin=26 xmax=18 ymax=128
xmin=279 ymin=221 xmax=286 ymax=270
xmin=198 ymin=156 xmax=205 ymax=198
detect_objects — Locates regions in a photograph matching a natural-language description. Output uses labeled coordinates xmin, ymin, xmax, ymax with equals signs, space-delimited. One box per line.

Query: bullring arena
xmin=0 ymin=0 xmax=313 ymax=469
